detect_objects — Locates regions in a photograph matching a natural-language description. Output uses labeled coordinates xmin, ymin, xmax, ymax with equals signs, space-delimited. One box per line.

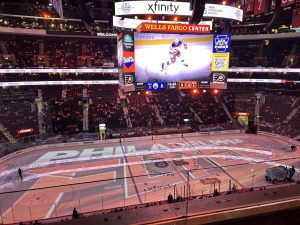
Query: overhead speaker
xmin=189 ymin=0 xmax=206 ymax=24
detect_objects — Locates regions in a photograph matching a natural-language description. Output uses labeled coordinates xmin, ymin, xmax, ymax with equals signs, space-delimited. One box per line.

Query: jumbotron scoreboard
xmin=118 ymin=22 xmax=231 ymax=92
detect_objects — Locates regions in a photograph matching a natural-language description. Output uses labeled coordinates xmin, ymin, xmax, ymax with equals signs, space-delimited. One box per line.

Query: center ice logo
xmin=123 ymin=56 xmax=134 ymax=68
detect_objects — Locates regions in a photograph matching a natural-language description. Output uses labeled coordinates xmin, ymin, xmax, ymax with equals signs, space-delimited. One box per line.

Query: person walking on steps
xmin=17 ymin=168 xmax=23 ymax=180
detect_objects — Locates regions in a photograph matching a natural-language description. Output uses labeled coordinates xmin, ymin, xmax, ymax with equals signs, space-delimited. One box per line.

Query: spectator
xmin=213 ymin=189 xmax=220 ymax=197
xmin=72 ymin=207 xmax=79 ymax=219
xmin=167 ymin=193 xmax=173 ymax=203
xmin=17 ymin=168 xmax=23 ymax=180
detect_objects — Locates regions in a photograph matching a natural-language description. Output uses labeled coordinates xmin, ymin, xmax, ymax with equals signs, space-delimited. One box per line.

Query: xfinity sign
xmin=148 ymin=1 xmax=179 ymax=14
xmin=115 ymin=2 xmax=243 ymax=22
xmin=115 ymin=1 xmax=192 ymax=16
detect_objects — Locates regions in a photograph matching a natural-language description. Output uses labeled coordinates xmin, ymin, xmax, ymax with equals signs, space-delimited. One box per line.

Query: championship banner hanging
xmin=49 ymin=0 xmax=63 ymax=18
xmin=254 ymin=0 xmax=266 ymax=15
xmin=292 ymin=8 xmax=300 ymax=28
xmin=136 ymin=22 xmax=210 ymax=33
xmin=280 ymin=0 xmax=295 ymax=7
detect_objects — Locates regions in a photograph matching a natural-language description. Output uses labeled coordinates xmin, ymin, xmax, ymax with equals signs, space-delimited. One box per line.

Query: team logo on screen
xmin=153 ymin=83 xmax=159 ymax=89
xmin=124 ymin=34 xmax=133 ymax=43
xmin=123 ymin=52 xmax=135 ymax=72
xmin=124 ymin=74 xmax=134 ymax=85
xmin=212 ymin=73 xmax=226 ymax=82
xmin=146 ymin=82 xmax=167 ymax=90
xmin=124 ymin=56 xmax=134 ymax=68
xmin=123 ymin=34 xmax=133 ymax=50
xmin=213 ymin=34 xmax=231 ymax=53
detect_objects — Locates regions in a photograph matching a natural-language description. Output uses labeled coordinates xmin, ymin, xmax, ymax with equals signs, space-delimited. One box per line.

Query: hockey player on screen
xmin=161 ymin=38 xmax=188 ymax=71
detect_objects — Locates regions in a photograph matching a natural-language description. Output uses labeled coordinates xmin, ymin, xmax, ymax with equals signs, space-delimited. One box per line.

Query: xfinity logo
xmin=148 ymin=1 xmax=179 ymax=14
xmin=124 ymin=57 xmax=134 ymax=68
xmin=212 ymin=73 xmax=226 ymax=82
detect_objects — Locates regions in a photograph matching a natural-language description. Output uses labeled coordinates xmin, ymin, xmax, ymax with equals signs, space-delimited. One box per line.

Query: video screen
xmin=134 ymin=33 xmax=213 ymax=83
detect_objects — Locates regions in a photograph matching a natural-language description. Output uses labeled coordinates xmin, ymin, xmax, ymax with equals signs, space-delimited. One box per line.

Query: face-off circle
xmin=154 ymin=161 xmax=169 ymax=168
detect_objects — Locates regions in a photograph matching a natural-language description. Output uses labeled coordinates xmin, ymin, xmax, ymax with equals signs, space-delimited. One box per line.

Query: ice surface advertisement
xmin=134 ymin=33 xmax=213 ymax=83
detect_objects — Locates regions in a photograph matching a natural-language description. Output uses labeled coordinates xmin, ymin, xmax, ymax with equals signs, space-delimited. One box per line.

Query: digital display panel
xmin=134 ymin=33 xmax=213 ymax=83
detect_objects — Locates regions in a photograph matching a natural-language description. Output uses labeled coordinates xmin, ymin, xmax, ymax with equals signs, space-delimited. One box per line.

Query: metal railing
xmin=0 ymin=165 xmax=299 ymax=225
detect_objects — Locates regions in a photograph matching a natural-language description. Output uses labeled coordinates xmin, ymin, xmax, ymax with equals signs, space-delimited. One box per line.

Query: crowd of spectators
xmin=87 ymin=85 xmax=127 ymax=132
xmin=230 ymin=38 xmax=300 ymax=68
xmin=260 ymin=95 xmax=295 ymax=123
xmin=0 ymin=86 xmax=299 ymax=144
xmin=0 ymin=35 xmax=116 ymax=68
xmin=0 ymin=73 xmax=118 ymax=82
xmin=223 ymin=92 xmax=256 ymax=116
xmin=154 ymin=90 xmax=195 ymax=126
xmin=184 ymin=91 xmax=229 ymax=126
xmin=48 ymin=85 xmax=127 ymax=134
xmin=0 ymin=87 xmax=39 ymax=143
xmin=230 ymin=26 xmax=296 ymax=36
xmin=0 ymin=16 xmax=112 ymax=33
xmin=259 ymin=94 xmax=300 ymax=138
xmin=0 ymin=34 xmax=299 ymax=70
xmin=223 ymin=92 xmax=300 ymax=139
xmin=127 ymin=92 xmax=161 ymax=128
xmin=51 ymin=85 xmax=84 ymax=134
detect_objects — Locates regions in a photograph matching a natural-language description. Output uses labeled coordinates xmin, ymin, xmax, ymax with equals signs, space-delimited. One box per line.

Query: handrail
xmin=2 ymin=182 xmax=298 ymax=225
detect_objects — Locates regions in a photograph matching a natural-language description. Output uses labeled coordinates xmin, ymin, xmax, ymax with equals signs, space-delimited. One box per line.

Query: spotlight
xmin=222 ymin=1 xmax=226 ymax=5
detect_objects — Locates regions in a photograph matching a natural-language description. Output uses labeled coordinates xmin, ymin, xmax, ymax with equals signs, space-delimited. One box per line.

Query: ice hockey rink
xmin=0 ymin=131 xmax=299 ymax=224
